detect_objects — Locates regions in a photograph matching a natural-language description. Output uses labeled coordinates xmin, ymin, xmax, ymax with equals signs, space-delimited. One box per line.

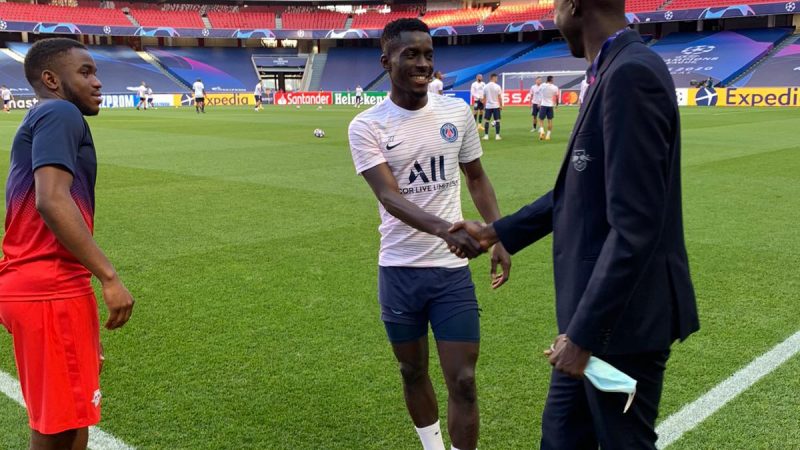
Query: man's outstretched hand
xmin=448 ymin=221 xmax=499 ymax=256
xmin=441 ymin=227 xmax=484 ymax=259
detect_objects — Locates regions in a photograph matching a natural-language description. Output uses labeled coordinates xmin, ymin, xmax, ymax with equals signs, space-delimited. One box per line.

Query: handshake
xmin=442 ymin=220 xmax=509 ymax=289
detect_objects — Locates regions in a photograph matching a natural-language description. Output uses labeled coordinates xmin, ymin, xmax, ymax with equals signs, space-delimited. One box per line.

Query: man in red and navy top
xmin=0 ymin=38 xmax=134 ymax=450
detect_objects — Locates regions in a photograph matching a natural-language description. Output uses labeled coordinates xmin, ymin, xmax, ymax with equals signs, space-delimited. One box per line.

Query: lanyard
xmin=586 ymin=28 xmax=629 ymax=85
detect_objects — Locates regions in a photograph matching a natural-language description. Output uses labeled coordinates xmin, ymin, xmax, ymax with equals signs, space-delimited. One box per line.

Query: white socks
xmin=415 ymin=420 xmax=446 ymax=450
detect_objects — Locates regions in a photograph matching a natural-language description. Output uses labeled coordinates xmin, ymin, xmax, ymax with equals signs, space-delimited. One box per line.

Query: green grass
xmin=0 ymin=104 xmax=797 ymax=449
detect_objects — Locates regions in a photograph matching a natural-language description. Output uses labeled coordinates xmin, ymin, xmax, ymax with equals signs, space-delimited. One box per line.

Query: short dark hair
xmin=547 ymin=75 xmax=554 ymax=82
xmin=24 ymin=38 xmax=86 ymax=85
xmin=490 ymin=73 xmax=498 ymax=78
xmin=381 ymin=18 xmax=430 ymax=53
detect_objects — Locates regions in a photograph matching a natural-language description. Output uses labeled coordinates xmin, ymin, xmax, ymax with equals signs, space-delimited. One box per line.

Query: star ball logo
xmin=682 ymin=45 xmax=715 ymax=55
xmin=202 ymin=28 xmax=210 ymax=36
xmin=440 ymin=123 xmax=458 ymax=143
xmin=786 ymin=2 xmax=796 ymax=12
xmin=664 ymin=11 xmax=674 ymax=20
xmin=695 ymin=86 xmax=718 ymax=106
xmin=0 ymin=20 xmax=7 ymax=31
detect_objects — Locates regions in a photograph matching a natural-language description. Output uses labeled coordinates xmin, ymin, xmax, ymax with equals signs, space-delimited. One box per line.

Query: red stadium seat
xmin=421 ymin=8 xmax=491 ymax=27
xmin=207 ymin=11 xmax=276 ymax=29
xmin=281 ymin=10 xmax=348 ymax=30
xmin=483 ymin=1 xmax=554 ymax=24
xmin=0 ymin=3 xmax=131 ymax=26
xmin=350 ymin=10 xmax=418 ymax=29
xmin=129 ymin=9 xmax=205 ymax=28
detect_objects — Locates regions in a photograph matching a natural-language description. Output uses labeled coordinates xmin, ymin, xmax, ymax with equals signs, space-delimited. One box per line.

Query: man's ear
xmin=380 ymin=53 xmax=390 ymax=72
xmin=40 ymin=69 xmax=60 ymax=92
xmin=570 ymin=0 xmax=581 ymax=16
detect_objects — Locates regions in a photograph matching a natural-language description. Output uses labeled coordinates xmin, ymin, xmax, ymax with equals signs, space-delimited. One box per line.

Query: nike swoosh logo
xmin=386 ymin=142 xmax=403 ymax=150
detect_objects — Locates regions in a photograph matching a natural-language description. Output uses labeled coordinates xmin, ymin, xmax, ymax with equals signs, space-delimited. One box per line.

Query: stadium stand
xmin=206 ymin=11 xmax=277 ymax=29
xmin=0 ymin=2 xmax=130 ymax=26
xmin=373 ymin=42 xmax=536 ymax=91
xmin=351 ymin=10 xmax=419 ymax=29
xmin=129 ymin=9 xmax=205 ymax=28
xmin=650 ymin=28 xmax=792 ymax=86
xmin=483 ymin=1 xmax=554 ymax=24
xmin=733 ymin=35 xmax=800 ymax=87
xmin=421 ymin=8 xmax=491 ymax=27
xmin=666 ymin=0 xmax=784 ymax=9
xmin=625 ymin=0 xmax=669 ymax=13
xmin=318 ymin=47 xmax=383 ymax=91
xmin=7 ymin=42 xmax=183 ymax=94
xmin=281 ymin=9 xmax=348 ymax=30
xmin=470 ymin=41 xmax=583 ymax=89
xmin=146 ymin=46 xmax=296 ymax=92
xmin=0 ymin=50 xmax=30 ymax=94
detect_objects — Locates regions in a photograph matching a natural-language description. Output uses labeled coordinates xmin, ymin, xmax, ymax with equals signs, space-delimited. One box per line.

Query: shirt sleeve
xmin=459 ymin=104 xmax=483 ymax=163
xmin=31 ymin=102 xmax=85 ymax=176
xmin=348 ymin=117 xmax=386 ymax=175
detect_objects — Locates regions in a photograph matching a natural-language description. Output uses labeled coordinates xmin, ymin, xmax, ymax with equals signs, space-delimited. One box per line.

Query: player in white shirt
xmin=348 ymin=19 xmax=510 ymax=450
xmin=529 ymin=77 xmax=543 ymax=132
xmin=135 ymin=81 xmax=147 ymax=110
xmin=482 ymin=73 xmax=503 ymax=140
xmin=427 ymin=71 xmax=443 ymax=95
xmin=146 ymin=85 xmax=154 ymax=109
xmin=355 ymin=85 xmax=364 ymax=108
xmin=537 ymin=75 xmax=560 ymax=141
xmin=469 ymin=74 xmax=485 ymax=130
xmin=192 ymin=78 xmax=206 ymax=114
xmin=254 ymin=81 xmax=263 ymax=111
xmin=1 ymin=85 xmax=13 ymax=113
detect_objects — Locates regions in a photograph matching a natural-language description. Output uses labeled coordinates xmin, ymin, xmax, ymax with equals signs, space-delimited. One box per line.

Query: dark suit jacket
xmin=494 ymin=30 xmax=699 ymax=355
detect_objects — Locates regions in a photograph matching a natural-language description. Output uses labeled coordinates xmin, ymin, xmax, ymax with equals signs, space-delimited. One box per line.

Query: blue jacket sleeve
xmin=492 ymin=190 xmax=554 ymax=255
xmin=566 ymin=62 xmax=675 ymax=353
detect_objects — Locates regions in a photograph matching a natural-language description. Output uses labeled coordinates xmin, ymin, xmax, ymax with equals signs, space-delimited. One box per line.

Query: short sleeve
xmin=459 ymin=104 xmax=483 ymax=164
xmin=348 ymin=118 xmax=386 ymax=175
xmin=31 ymin=102 xmax=85 ymax=176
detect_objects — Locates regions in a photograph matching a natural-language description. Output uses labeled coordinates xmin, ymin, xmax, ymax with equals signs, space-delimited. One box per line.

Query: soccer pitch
xmin=0 ymin=104 xmax=798 ymax=449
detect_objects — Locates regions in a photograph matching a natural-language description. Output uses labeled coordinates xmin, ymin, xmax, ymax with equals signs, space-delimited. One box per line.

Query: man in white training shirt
xmin=1 ymin=85 xmax=13 ymax=113
xmin=254 ymin=81 xmax=263 ymax=111
xmin=428 ymin=71 xmax=443 ymax=95
xmin=469 ymin=74 xmax=485 ymax=130
xmin=537 ymin=75 xmax=560 ymax=141
xmin=146 ymin=85 xmax=154 ymax=109
xmin=136 ymin=81 xmax=147 ymax=110
xmin=192 ymin=78 xmax=206 ymax=114
xmin=482 ymin=73 xmax=503 ymax=141
xmin=355 ymin=84 xmax=364 ymax=108
xmin=529 ymin=76 xmax=543 ymax=132
xmin=348 ymin=19 xmax=510 ymax=450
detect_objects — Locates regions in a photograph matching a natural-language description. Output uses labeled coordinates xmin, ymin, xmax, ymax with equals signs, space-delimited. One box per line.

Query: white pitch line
xmin=656 ymin=330 xmax=800 ymax=449
xmin=0 ymin=369 xmax=135 ymax=450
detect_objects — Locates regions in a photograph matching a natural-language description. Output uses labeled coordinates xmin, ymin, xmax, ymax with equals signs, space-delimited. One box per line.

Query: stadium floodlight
xmin=501 ymin=71 xmax=585 ymax=90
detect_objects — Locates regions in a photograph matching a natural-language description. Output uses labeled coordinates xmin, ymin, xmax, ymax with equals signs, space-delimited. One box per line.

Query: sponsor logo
xmin=664 ymin=11 xmax=674 ymax=20
xmin=401 ymin=156 xmax=459 ymax=194
xmin=0 ymin=20 xmax=6 ymax=31
xmin=101 ymin=94 xmax=136 ymax=108
xmin=8 ymin=97 xmax=39 ymax=109
xmin=332 ymin=92 xmax=386 ymax=105
xmin=202 ymin=28 xmax=210 ymax=37
xmin=695 ymin=87 xmax=718 ymax=106
xmin=386 ymin=142 xmax=402 ymax=151
xmin=572 ymin=149 xmax=592 ymax=172
xmin=103 ymin=25 xmax=111 ymax=34
xmin=175 ymin=93 xmax=253 ymax=106
xmin=477 ymin=24 xmax=485 ymax=33
xmin=682 ymin=45 xmax=715 ymax=55
xmin=723 ymin=87 xmax=800 ymax=107
xmin=92 ymin=390 xmax=102 ymax=407
xmin=409 ymin=156 xmax=447 ymax=184
xmin=440 ymin=123 xmax=458 ymax=143
xmin=275 ymin=92 xmax=332 ymax=105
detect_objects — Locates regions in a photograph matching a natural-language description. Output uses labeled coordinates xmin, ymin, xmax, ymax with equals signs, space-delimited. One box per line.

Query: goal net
xmin=501 ymin=71 xmax=585 ymax=91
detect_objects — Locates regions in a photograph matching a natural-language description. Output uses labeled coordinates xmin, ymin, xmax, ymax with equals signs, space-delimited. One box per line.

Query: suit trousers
xmin=540 ymin=350 xmax=670 ymax=450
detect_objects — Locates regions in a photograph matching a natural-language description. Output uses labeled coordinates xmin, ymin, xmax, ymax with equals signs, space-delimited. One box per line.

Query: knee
xmin=449 ymin=369 xmax=477 ymax=403
xmin=399 ymin=362 xmax=427 ymax=387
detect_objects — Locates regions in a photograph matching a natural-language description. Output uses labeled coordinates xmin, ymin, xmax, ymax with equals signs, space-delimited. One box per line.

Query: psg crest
xmin=440 ymin=123 xmax=458 ymax=143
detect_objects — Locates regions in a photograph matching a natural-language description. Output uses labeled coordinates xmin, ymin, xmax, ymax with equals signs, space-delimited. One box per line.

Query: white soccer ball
xmin=314 ymin=128 xmax=326 ymax=138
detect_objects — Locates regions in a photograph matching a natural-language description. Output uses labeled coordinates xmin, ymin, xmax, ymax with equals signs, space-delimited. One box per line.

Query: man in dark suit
xmin=449 ymin=0 xmax=700 ymax=447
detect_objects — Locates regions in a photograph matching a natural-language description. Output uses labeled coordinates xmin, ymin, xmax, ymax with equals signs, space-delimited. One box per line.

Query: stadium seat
xmin=483 ymin=1 xmax=555 ymax=24
xmin=281 ymin=10 xmax=348 ymax=30
xmin=0 ymin=2 xmax=131 ymax=26
xmin=421 ymin=8 xmax=491 ymax=27
xmin=666 ymin=0 xmax=783 ymax=9
xmin=350 ymin=10 xmax=419 ymax=29
xmin=129 ymin=9 xmax=205 ymax=28
xmin=625 ymin=0 xmax=668 ymax=13
xmin=207 ymin=11 xmax=277 ymax=29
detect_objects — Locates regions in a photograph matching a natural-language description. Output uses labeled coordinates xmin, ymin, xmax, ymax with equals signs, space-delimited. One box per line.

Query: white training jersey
xmin=540 ymin=83 xmax=560 ymax=107
xmin=193 ymin=81 xmax=205 ymax=98
xmin=254 ymin=83 xmax=263 ymax=96
xmin=428 ymin=78 xmax=443 ymax=95
xmin=348 ymin=94 xmax=483 ymax=268
xmin=137 ymin=85 xmax=147 ymax=97
xmin=146 ymin=87 xmax=153 ymax=97
xmin=1 ymin=89 xmax=11 ymax=101
xmin=355 ymin=87 xmax=363 ymax=97
xmin=470 ymin=81 xmax=485 ymax=101
xmin=530 ymin=84 xmax=543 ymax=105
xmin=483 ymin=81 xmax=502 ymax=109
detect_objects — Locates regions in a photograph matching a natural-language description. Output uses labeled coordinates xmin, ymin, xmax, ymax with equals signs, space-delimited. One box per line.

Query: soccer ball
xmin=314 ymin=128 xmax=326 ymax=138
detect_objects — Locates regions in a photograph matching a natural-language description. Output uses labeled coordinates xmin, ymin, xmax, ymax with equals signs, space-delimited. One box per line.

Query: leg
xmin=390 ymin=334 xmax=439 ymax=427
xmin=540 ymin=370 xmax=597 ymax=450
xmin=584 ymin=351 xmax=670 ymax=449
xmin=30 ymin=428 xmax=86 ymax=450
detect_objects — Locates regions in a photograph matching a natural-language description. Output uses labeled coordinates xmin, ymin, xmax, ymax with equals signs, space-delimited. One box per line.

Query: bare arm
xmin=35 ymin=166 xmax=134 ymax=329
xmin=361 ymin=163 xmax=482 ymax=258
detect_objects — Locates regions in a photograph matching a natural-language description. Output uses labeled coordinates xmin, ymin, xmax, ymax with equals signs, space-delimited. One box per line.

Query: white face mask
xmin=584 ymin=357 xmax=638 ymax=413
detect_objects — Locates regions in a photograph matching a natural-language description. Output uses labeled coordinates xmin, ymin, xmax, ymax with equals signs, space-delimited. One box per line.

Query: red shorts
xmin=0 ymin=294 xmax=101 ymax=434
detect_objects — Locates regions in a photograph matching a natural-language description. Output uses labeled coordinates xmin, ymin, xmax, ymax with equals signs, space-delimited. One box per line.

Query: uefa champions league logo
xmin=477 ymin=24 xmax=485 ymax=33
xmin=664 ymin=11 xmax=674 ymax=20
xmin=786 ymin=2 xmax=796 ymax=12
xmin=695 ymin=87 xmax=718 ymax=106
xmin=0 ymin=20 xmax=7 ymax=31
xmin=682 ymin=45 xmax=715 ymax=55
xmin=103 ymin=26 xmax=111 ymax=34
xmin=202 ymin=28 xmax=210 ymax=36
xmin=297 ymin=30 xmax=305 ymax=38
